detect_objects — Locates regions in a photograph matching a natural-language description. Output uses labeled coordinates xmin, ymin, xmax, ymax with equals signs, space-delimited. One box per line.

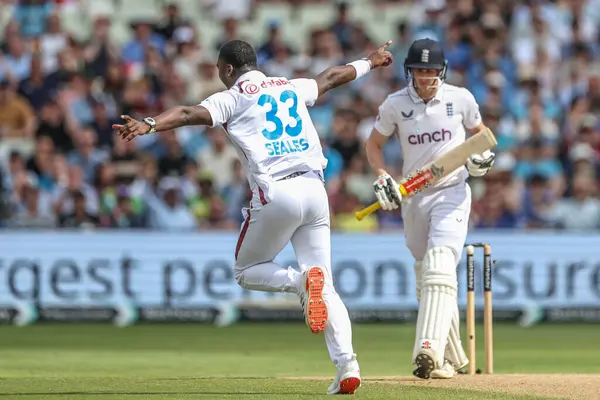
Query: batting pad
xmin=414 ymin=246 xmax=458 ymax=367
xmin=445 ymin=303 xmax=468 ymax=369
xmin=414 ymin=261 xmax=422 ymax=301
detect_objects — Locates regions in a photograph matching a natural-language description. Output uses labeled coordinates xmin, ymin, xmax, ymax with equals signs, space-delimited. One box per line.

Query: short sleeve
xmin=198 ymin=91 xmax=237 ymax=127
xmin=289 ymin=78 xmax=319 ymax=107
xmin=462 ymin=88 xmax=482 ymax=130
xmin=373 ymin=98 xmax=397 ymax=137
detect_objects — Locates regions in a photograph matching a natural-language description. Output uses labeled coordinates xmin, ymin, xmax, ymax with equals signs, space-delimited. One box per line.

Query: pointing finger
xmin=379 ymin=40 xmax=393 ymax=50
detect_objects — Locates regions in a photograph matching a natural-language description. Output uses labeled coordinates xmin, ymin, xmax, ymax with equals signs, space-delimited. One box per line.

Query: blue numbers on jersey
xmin=258 ymin=90 xmax=308 ymax=156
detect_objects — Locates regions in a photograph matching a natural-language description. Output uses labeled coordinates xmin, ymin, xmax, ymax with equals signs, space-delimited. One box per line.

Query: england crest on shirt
xmin=446 ymin=102 xmax=453 ymax=117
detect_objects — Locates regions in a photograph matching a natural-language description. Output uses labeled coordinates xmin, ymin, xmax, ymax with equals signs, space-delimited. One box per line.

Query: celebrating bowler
xmin=114 ymin=39 xmax=393 ymax=394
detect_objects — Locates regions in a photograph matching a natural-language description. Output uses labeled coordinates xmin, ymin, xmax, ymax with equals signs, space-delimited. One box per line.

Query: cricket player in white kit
xmin=114 ymin=39 xmax=394 ymax=394
xmin=365 ymin=38 xmax=496 ymax=379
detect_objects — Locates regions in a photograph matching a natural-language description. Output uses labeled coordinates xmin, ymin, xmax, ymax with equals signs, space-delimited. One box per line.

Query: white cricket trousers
xmin=234 ymin=170 xmax=355 ymax=366
xmin=402 ymin=182 xmax=472 ymax=263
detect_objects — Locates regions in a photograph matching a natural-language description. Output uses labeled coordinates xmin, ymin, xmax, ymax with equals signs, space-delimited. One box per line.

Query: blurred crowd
xmin=0 ymin=0 xmax=600 ymax=232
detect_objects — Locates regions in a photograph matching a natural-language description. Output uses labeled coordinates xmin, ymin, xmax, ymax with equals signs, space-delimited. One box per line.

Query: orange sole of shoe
xmin=305 ymin=267 xmax=328 ymax=333
xmin=339 ymin=377 xmax=361 ymax=394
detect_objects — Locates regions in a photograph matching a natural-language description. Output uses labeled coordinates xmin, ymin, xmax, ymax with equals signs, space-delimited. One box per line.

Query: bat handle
xmin=354 ymin=202 xmax=381 ymax=221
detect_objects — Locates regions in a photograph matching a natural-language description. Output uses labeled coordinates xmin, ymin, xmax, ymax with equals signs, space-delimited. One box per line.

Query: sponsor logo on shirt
xmin=408 ymin=128 xmax=452 ymax=145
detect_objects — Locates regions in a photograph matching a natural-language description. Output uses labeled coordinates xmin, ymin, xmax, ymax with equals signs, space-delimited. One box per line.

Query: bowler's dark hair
xmin=218 ymin=40 xmax=257 ymax=71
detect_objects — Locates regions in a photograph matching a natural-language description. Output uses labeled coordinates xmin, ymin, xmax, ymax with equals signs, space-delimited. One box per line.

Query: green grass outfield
xmin=0 ymin=323 xmax=598 ymax=399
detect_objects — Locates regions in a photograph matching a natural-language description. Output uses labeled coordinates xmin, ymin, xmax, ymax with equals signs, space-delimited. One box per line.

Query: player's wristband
xmin=346 ymin=58 xmax=371 ymax=80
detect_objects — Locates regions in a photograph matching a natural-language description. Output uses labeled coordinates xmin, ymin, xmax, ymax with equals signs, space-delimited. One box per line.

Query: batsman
xmin=365 ymin=38 xmax=496 ymax=379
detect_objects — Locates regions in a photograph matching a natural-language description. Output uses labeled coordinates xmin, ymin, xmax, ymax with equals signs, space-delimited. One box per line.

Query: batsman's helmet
xmin=404 ymin=38 xmax=448 ymax=84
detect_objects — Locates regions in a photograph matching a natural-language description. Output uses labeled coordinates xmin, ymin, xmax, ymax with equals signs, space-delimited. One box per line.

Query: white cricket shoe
xmin=431 ymin=359 xmax=459 ymax=379
xmin=300 ymin=266 xmax=328 ymax=334
xmin=327 ymin=354 xmax=361 ymax=395
xmin=431 ymin=358 xmax=468 ymax=379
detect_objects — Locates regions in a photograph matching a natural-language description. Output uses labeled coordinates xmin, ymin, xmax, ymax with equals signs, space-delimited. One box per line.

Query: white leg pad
xmin=412 ymin=261 xmax=422 ymax=361
xmin=413 ymin=246 xmax=458 ymax=367
xmin=414 ymin=261 xmax=422 ymax=301
xmin=445 ymin=303 xmax=469 ymax=369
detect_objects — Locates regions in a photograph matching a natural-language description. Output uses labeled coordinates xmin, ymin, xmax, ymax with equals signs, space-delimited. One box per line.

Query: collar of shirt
xmin=408 ymin=83 xmax=445 ymax=104
xmin=234 ymin=70 xmax=266 ymax=86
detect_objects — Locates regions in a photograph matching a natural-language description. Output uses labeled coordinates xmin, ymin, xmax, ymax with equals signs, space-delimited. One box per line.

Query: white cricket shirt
xmin=374 ymin=83 xmax=482 ymax=189
xmin=199 ymin=70 xmax=327 ymax=205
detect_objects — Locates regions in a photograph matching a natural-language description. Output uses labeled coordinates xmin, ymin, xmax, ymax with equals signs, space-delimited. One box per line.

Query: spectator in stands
xmin=0 ymin=79 xmax=36 ymax=144
xmin=58 ymin=188 xmax=100 ymax=228
xmin=67 ymin=127 xmax=108 ymax=182
xmin=257 ymin=21 xmax=290 ymax=64
xmin=411 ymin=1 xmax=445 ymax=43
xmin=546 ymin=172 xmax=600 ymax=230
xmin=522 ymin=172 xmax=555 ymax=229
xmin=188 ymin=55 xmax=225 ymax=102
xmin=53 ymin=163 xmax=98 ymax=217
xmin=155 ymin=2 xmax=186 ymax=41
xmin=195 ymin=127 xmax=238 ymax=191
xmin=84 ymin=15 xmax=115 ymax=79
xmin=514 ymin=138 xmax=564 ymax=195
xmin=172 ymin=25 xmax=202 ymax=86
xmin=39 ymin=13 xmax=68 ymax=74
xmin=101 ymin=184 xmax=146 ymax=229
xmin=3 ymin=34 xmax=32 ymax=83
xmin=151 ymin=131 xmax=188 ymax=178
xmin=222 ymin=159 xmax=250 ymax=225
xmin=320 ymin=136 xmax=343 ymax=189
xmin=90 ymin=100 xmax=118 ymax=151
xmin=18 ymin=53 xmax=54 ymax=111
xmin=144 ymin=176 xmax=196 ymax=231
xmin=200 ymin=195 xmax=237 ymax=230
xmin=25 ymin=135 xmax=55 ymax=190
xmin=0 ymin=0 xmax=598 ymax=233
xmin=329 ymin=2 xmax=359 ymax=53
xmin=13 ymin=0 xmax=54 ymax=39
xmin=110 ymin=138 xmax=140 ymax=183
xmin=330 ymin=109 xmax=361 ymax=168
xmin=263 ymin=41 xmax=294 ymax=78
xmin=11 ymin=173 xmax=56 ymax=228
xmin=471 ymin=153 xmax=524 ymax=229
xmin=309 ymin=29 xmax=344 ymax=77
xmin=203 ymin=0 xmax=255 ymax=22
xmin=121 ymin=19 xmax=166 ymax=64
xmin=36 ymin=99 xmax=75 ymax=154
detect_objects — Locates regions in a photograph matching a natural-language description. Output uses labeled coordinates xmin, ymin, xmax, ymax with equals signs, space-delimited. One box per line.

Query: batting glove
xmin=373 ymin=173 xmax=403 ymax=211
xmin=466 ymin=150 xmax=496 ymax=177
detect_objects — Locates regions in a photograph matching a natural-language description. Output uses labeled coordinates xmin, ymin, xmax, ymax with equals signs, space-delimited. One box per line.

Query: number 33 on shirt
xmin=258 ymin=90 xmax=309 ymax=156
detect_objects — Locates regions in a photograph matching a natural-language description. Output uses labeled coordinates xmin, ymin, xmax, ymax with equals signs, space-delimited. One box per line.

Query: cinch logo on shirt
xmin=408 ymin=129 xmax=452 ymax=145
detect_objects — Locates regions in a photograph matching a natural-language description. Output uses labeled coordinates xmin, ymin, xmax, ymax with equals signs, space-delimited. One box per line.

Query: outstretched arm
xmin=147 ymin=106 xmax=213 ymax=131
xmin=114 ymin=91 xmax=236 ymax=142
xmin=314 ymin=40 xmax=393 ymax=98
xmin=113 ymin=106 xmax=212 ymax=142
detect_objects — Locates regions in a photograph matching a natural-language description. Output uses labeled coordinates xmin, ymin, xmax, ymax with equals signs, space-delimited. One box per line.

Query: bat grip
xmin=354 ymin=184 xmax=407 ymax=221
xmin=354 ymin=201 xmax=381 ymax=221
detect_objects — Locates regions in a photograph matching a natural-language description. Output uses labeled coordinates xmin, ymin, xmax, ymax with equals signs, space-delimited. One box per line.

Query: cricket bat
xmin=355 ymin=128 xmax=498 ymax=221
